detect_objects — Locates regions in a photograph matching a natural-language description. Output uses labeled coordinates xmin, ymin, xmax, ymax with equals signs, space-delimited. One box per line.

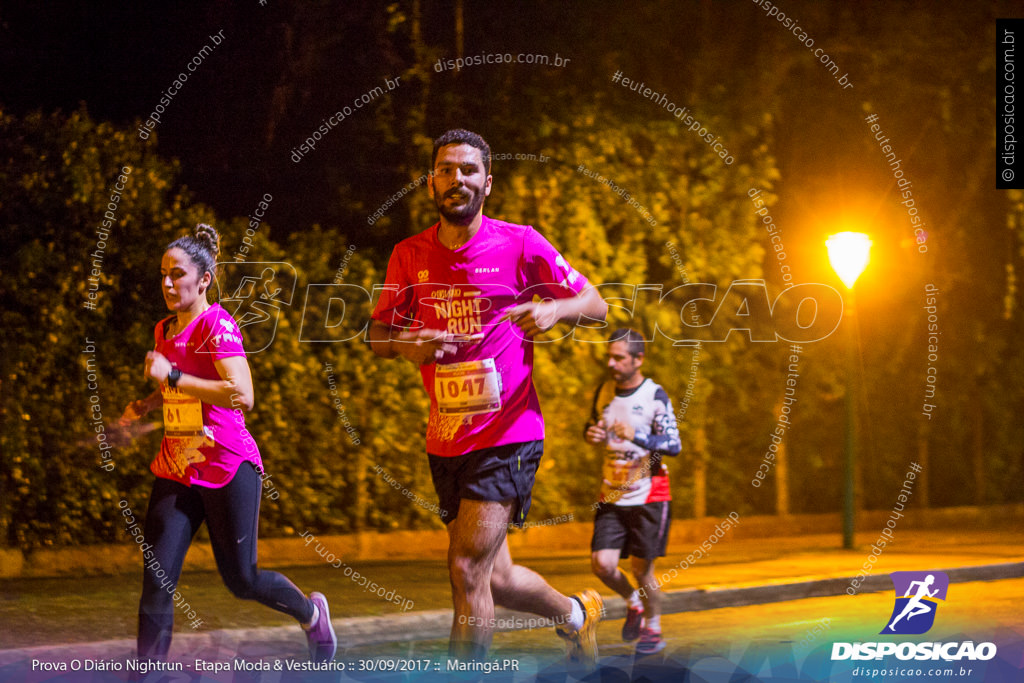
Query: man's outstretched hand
xmin=391 ymin=328 xmax=483 ymax=364
xmin=499 ymin=300 xmax=559 ymax=338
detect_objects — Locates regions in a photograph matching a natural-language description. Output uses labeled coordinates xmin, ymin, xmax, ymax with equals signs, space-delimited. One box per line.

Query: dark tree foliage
xmin=1 ymin=1 xmax=1021 ymax=548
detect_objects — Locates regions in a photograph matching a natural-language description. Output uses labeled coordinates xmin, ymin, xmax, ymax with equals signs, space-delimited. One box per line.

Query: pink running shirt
xmin=151 ymin=303 xmax=263 ymax=487
xmin=372 ymin=216 xmax=590 ymax=456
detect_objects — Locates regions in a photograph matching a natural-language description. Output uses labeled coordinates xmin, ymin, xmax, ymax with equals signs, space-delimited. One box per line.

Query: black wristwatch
xmin=167 ymin=367 xmax=183 ymax=388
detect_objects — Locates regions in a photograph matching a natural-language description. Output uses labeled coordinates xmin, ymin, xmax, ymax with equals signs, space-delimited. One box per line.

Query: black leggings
xmin=137 ymin=462 xmax=314 ymax=658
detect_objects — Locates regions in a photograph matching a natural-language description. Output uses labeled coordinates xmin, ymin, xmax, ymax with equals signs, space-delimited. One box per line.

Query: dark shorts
xmin=591 ymin=501 xmax=671 ymax=560
xmin=428 ymin=440 xmax=543 ymax=527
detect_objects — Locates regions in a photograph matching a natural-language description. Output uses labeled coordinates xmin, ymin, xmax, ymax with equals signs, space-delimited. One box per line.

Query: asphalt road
xmin=2 ymin=529 xmax=1021 ymax=681
xmin=335 ymin=577 xmax=1024 ymax=674
xmin=2 ymin=530 xmax=1021 ymax=651
xmin=2 ymin=576 xmax=1021 ymax=681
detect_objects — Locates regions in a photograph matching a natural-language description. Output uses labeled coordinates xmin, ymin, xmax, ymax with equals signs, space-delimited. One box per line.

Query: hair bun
xmin=194 ymin=223 xmax=220 ymax=258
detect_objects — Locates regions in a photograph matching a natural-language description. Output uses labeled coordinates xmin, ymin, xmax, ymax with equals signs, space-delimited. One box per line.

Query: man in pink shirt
xmin=369 ymin=129 xmax=607 ymax=666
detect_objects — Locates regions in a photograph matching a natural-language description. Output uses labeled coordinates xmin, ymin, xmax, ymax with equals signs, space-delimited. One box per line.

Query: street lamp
xmin=826 ymin=232 xmax=871 ymax=550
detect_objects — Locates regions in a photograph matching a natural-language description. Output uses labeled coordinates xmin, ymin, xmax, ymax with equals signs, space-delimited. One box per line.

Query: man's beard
xmin=435 ymin=188 xmax=485 ymax=225
xmin=611 ymin=368 xmax=636 ymax=383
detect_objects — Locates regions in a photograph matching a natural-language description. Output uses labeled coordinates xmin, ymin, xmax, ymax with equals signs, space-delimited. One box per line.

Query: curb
xmin=1 ymin=560 xmax=1021 ymax=666
xmin=658 ymin=560 xmax=1024 ymax=613
xmin=5 ymin=504 xmax=1021 ymax=580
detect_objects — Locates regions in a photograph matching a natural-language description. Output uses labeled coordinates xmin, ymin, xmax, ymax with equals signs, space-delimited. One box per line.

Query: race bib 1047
xmin=434 ymin=358 xmax=502 ymax=416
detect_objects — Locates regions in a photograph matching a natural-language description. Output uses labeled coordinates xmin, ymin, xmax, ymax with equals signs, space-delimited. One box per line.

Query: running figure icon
xmin=887 ymin=574 xmax=938 ymax=631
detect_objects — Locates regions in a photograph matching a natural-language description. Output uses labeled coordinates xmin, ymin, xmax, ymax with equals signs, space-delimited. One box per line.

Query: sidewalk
xmin=1 ymin=527 xmax=1021 ymax=667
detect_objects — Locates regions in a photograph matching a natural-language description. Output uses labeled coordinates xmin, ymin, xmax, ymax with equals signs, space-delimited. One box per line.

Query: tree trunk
xmin=774 ymin=398 xmax=789 ymax=515
xmin=693 ymin=424 xmax=707 ymax=518
xmin=973 ymin=394 xmax=985 ymax=504
xmin=455 ymin=0 xmax=464 ymax=61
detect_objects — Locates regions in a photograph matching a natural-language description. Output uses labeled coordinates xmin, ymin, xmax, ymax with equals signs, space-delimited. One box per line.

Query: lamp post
xmin=826 ymin=232 xmax=871 ymax=550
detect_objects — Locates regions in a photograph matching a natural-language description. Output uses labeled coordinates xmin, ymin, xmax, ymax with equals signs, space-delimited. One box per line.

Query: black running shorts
xmin=591 ymin=501 xmax=671 ymax=560
xmin=428 ymin=440 xmax=544 ymax=527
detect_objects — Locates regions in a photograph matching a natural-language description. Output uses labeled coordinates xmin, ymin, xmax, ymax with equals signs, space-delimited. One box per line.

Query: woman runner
xmin=120 ymin=224 xmax=336 ymax=662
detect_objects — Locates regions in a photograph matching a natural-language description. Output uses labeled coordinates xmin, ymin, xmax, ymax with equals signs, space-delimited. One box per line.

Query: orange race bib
xmin=434 ymin=359 xmax=502 ymax=416
xmin=161 ymin=387 xmax=204 ymax=437
xmin=155 ymin=387 xmax=211 ymax=479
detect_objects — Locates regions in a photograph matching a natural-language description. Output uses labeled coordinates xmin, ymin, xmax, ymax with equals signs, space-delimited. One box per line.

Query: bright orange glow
xmin=826 ymin=232 xmax=872 ymax=289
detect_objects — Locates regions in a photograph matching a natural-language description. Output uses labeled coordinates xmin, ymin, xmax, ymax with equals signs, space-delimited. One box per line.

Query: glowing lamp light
xmin=826 ymin=232 xmax=872 ymax=289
